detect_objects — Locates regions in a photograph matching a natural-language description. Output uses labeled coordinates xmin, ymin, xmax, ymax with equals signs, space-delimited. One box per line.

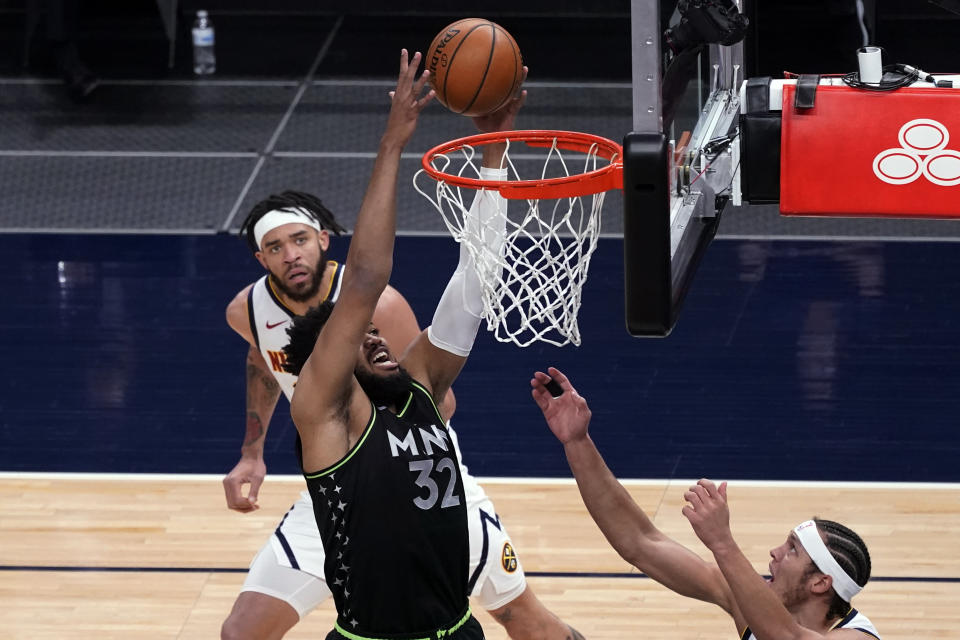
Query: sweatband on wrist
xmin=480 ymin=166 xmax=508 ymax=180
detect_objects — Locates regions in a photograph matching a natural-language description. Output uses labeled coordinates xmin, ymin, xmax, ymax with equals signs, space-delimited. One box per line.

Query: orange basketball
xmin=426 ymin=18 xmax=523 ymax=117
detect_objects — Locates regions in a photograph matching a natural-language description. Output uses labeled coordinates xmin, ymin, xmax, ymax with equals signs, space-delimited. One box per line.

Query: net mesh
xmin=414 ymin=137 xmax=612 ymax=347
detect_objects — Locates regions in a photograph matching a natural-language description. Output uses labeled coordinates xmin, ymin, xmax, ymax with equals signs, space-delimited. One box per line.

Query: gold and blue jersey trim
xmin=744 ymin=608 xmax=879 ymax=640
xmin=322 ymin=260 xmax=342 ymax=302
xmin=265 ymin=276 xmax=297 ymax=316
xmin=246 ymin=285 xmax=260 ymax=349
xmin=832 ymin=608 xmax=880 ymax=640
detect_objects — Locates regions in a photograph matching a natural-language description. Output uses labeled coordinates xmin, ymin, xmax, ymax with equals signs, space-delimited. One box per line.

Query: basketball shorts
xmin=241 ymin=423 xmax=527 ymax=618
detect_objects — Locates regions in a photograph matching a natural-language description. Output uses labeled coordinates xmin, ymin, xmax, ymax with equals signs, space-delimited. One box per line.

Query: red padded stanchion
xmin=780 ymin=84 xmax=960 ymax=218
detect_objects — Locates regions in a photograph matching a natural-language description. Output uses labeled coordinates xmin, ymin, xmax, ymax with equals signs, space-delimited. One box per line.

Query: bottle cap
xmin=197 ymin=9 xmax=208 ymax=17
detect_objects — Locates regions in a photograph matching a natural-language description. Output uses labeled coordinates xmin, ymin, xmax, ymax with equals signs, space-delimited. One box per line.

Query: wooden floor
xmin=1 ymin=475 xmax=958 ymax=639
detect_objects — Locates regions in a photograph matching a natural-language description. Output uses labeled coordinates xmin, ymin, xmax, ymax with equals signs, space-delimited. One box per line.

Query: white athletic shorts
xmin=241 ymin=423 xmax=527 ymax=619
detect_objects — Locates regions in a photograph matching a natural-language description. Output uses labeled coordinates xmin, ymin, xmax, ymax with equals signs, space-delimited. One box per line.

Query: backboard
xmin=623 ymin=0 xmax=745 ymax=336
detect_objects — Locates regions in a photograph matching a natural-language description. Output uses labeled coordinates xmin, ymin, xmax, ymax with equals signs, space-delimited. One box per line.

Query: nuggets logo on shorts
xmin=501 ymin=542 xmax=518 ymax=573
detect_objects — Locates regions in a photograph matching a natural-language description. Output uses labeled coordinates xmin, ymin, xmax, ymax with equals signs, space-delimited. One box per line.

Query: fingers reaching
xmin=681 ymin=479 xmax=734 ymax=551
xmin=546 ymin=367 xmax=573 ymax=392
xmin=413 ymin=65 xmax=432 ymax=99
xmin=530 ymin=370 xmax=554 ymax=411
xmin=383 ymin=49 xmax=435 ymax=145
xmin=531 ymin=367 xmax=593 ymax=446
xmin=683 ymin=488 xmax=703 ymax=508
xmin=398 ymin=49 xmax=420 ymax=81
xmin=531 ymin=368 xmax=571 ymax=401
xmin=697 ymin=478 xmax=717 ymax=497
xmin=512 ymin=66 xmax=529 ymax=102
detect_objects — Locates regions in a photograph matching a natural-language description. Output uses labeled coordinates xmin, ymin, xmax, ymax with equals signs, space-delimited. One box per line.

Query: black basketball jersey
xmin=303 ymin=379 xmax=472 ymax=638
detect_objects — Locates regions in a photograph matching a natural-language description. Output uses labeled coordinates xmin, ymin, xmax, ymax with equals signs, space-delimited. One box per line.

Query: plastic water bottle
xmin=192 ymin=10 xmax=216 ymax=75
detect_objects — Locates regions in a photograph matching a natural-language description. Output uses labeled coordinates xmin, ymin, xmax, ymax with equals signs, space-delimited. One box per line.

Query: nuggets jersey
xmin=247 ymin=261 xmax=344 ymax=400
xmin=741 ymin=608 xmax=879 ymax=640
xmin=303 ymin=380 xmax=471 ymax=638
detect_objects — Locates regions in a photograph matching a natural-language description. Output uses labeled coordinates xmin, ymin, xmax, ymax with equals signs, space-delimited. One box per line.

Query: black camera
xmin=664 ymin=0 xmax=749 ymax=55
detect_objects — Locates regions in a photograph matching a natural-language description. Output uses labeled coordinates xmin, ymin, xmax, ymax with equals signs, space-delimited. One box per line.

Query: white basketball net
xmin=414 ymin=137 xmax=611 ymax=347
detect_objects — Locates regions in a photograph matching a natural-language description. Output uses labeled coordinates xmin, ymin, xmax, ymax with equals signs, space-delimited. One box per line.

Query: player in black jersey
xmin=220 ymin=52 xmax=580 ymax=640
xmin=532 ymin=367 xmax=879 ymax=640
xmin=278 ymin=50 xmax=524 ymax=640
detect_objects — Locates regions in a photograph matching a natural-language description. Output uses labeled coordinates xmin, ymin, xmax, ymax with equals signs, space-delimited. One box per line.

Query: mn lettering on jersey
xmin=387 ymin=423 xmax=451 ymax=458
xmin=388 ymin=419 xmax=462 ymax=512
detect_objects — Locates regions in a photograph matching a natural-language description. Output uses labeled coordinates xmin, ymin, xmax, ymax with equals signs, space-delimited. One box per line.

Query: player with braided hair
xmin=532 ymin=366 xmax=879 ymax=640
xmin=220 ymin=57 xmax=579 ymax=640
xmin=238 ymin=191 xmax=346 ymax=256
xmin=814 ymin=519 xmax=873 ymax=622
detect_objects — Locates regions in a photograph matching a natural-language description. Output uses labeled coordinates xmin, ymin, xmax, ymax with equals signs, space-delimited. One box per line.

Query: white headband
xmin=253 ymin=208 xmax=323 ymax=250
xmin=794 ymin=520 xmax=862 ymax=602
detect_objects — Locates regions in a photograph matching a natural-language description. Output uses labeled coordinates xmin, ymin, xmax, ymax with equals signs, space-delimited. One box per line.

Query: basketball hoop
xmin=414 ymin=130 xmax=623 ymax=348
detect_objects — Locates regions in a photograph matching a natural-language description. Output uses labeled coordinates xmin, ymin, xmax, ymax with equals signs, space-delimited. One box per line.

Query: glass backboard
xmin=623 ymin=0 xmax=746 ymax=336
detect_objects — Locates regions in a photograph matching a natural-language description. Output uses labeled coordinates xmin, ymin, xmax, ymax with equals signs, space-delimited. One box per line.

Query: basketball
xmin=426 ymin=18 xmax=523 ymax=117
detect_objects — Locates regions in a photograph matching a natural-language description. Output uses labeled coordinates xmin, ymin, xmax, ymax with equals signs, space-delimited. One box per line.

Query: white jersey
xmin=246 ymin=261 xmax=345 ymax=401
xmin=742 ymin=608 xmax=879 ymax=640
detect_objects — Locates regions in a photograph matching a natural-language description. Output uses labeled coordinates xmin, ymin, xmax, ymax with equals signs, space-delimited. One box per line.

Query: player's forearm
xmin=482 ymin=142 xmax=507 ymax=169
xmin=565 ymin=429 xmax=734 ymax=609
xmin=563 ymin=436 xmax=660 ymax=561
xmin=711 ymin=543 xmax=808 ymax=640
xmin=242 ymin=348 xmax=282 ymax=456
xmin=345 ymin=142 xmax=402 ymax=298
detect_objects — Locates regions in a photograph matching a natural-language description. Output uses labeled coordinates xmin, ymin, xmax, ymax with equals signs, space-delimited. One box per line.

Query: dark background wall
xmin=745 ymin=0 xmax=960 ymax=77
xmin=4 ymin=232 xmax=960 ymax=482
xmin=3 ymin=1 xmax=959 ymax=81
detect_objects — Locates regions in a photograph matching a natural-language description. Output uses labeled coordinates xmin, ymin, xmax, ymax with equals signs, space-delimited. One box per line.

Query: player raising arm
xmin=276 ymin=50 xmax=584 ymax=640
xmin=531 ymin=366 xmax=878 ymax=640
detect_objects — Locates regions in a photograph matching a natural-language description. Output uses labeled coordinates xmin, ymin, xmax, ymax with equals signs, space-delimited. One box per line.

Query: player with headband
xmin=221 ymin=64 xmax=580 ymax=640
xmin=531 ymin=366 xmax=879 ymax=640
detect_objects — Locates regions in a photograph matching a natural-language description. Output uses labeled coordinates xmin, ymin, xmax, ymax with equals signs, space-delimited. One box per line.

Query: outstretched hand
xmin=384 ymin=49 xmax=436 ymax=148
xmin=531 ymin=366 xmax=592 ymax=445
xmin=472 ymin=66 xmax=529 ymax=134
xmin=681 ymin=479 xmax=736 ymax=552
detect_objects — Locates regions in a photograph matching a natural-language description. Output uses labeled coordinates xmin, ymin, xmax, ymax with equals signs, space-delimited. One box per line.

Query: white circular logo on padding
xmin=874 ymin=119 xmax=957 ymax=186
xmin=899 ymin=119 xmax=949 ymax=152
xmin=873 ymin=149 xmax=923 ymax=184
xmin=923 ymin=150 xmax=960 ymax=186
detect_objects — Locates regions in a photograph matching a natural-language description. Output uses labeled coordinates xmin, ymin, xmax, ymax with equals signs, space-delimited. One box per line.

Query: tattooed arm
xmin=223 ymin=285 xmax=283 ymax=512
xmin=488 ymin=583 xmax=587 ymax=640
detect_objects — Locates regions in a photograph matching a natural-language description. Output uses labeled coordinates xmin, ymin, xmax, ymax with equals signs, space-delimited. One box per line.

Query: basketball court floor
xmin=2 ymin=4 xmax=959 ymax=639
